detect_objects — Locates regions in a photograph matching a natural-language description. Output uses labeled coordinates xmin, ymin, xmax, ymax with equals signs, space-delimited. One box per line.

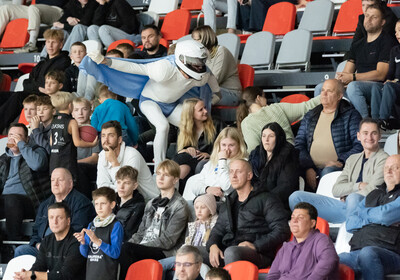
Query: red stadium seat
xmin=224 ymin=261 xmax=258 ymax=280
xmin=161 ymin=9 xmax=191 ymax=42
xmin=180 ymin=0 xmax=203 ymax=11
xmin=18 ymin=109 xmax=29 ymax=126
xmin=107 ymin=39 xmax=135 ymax=53
xmin=238 ymin=2 xmax=296 ymax=43
xmin=0 ymin=74 xmax=12 ymax=91
xmin=237 ymin=64 xmax=255 ymax=89
xmin=0 ymin=19 xmax=29 ymax=51
xmin=125 ymin=259 xmax=162 ymax=280
xmin=280 ymin=94 xmax=310 ymax=104
xmin=18 ymin=63 xmax=37 ymax=74
xmin=339 ymin=264 xmax=355 ymax=280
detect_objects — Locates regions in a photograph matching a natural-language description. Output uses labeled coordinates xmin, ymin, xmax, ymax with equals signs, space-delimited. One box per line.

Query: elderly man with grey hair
xmin=295 ymin=79 xmax=363 ymax=191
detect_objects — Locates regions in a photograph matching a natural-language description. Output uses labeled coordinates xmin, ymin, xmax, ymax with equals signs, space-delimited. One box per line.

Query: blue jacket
xmin=295 ymin=99 xmax=362 ymax=170
xmin=30 ymin=189 xmax=96 ymax=247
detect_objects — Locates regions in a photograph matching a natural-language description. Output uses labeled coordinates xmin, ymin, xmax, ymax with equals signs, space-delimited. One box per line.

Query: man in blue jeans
xmin=290 ymin=118 xmax=388 ymax=223
xmin=339 ymin=154 xmax=400 ymax=280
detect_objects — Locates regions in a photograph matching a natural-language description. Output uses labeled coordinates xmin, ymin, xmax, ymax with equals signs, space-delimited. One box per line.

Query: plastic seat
xmin=0 ymin=18 xmax=29 ymax=51
xmin=275 ymin=29 xmax=313 ymax=71
xmin=224 ymin=261 xmax=258 ymax=280
xmin=82 ymin=40 xmax=102 ymax=53
xmin=316 ymin=217 xmax=329 ymax=236
xmin=18 ymin=63 xmax=37 ymax=74
xmin=384 ymin=132 xmax=399 ymax=155
xmin=148 ymin=0 xmax=179 ymax=15
xmin=18 ymin=108 xmax=29 ymax=126
xmin=180 ymin=0 xmax=203 ymax=11
xmin=333 ymin=0 xmax=363 ymax=36
xmin=0 ymin=137 xmax=8 ymax=154
xmin=176 ymin=34 xmax=193 ymax=43
xmin=3 ymin=255 xmax=36 ymax=280
xmin=237 ymin=64 xmax=255 ymax=89
xmin=280 ymin=94 xmax=310 ymax=104
xmin=316 ymin=171 xmax=342 ymax=199
xmin=240 ymin=31 xmax=275 ymax=71
xmin=0 ymin=74 xmax=12 ymax=91
xmin=335 ymin=222 xmax=352 ymax=254
xmin=217 ymin=33 xmax=240 ymax=61
xmin=107 ymin=39 xmax=135 ymax=53
xmin=125 ymin=259 xmax=162 ymax=280
xmin=14 ymin=73 xmax=30 ymax=92
xmin=160 ymin=9 xmax=191 ymax=42
xmin=298 ymin=0 xmax=334 ymax=36
xmin=339 ymin=264 xmax=355 ymax=280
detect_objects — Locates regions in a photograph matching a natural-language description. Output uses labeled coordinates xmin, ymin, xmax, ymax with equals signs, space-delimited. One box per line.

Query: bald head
xmin=229 ymin=159 xmax=253 ymax=191
xmin=384 ymin=155 xmax=400 ymax=191
xmin=320 ymin=79 xmax=344 ymax=111
xmin=51 ymin=168 xmax=74 ymax=201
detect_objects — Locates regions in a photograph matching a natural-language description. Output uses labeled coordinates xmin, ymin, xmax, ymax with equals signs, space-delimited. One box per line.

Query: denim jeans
xmin=378 ymin=82 xmax=400 ymax=119
xmin=289 ymin=191 xmax=364 ymax=224
xmin=63 ymin=24 xmax=88 ymax=52
xmin=339 ymin=246 xmax=400 ymax=280
xmin=318 ymin=165 xmax=343 ymax=179
xmin=202 ymin=0 xmax=237 ymax=30
xmin=14 ymin=244 xmax=39 ymax=257
xmin=87 ymin=24 xmax=141 ymax=48
xmin=347 ymin=81 xmax=383 ymax=119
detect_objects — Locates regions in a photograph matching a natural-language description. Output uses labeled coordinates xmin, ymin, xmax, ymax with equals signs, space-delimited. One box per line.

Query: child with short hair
xmin=116 ymin=43 xmax=135 ymax=58
xmin=50 ymin=91 xmax=98 ymax=180
xmin=91 ymin=85 xmax=138 ymax=146
xmin=74 ymin=187 xmax=124 ymax=280
xmin=106 ymin=49 xmax=124 ymax=58
xmin=39 ymin=70 xmax=64 ymax=96
xmin=115 ymin=166 xmax=145 ymax=241
xmin=22 ymin=94 xmax=38 ymax=134
xmin=30 ymin=95 xmax=55 ymax=154
xmin=64 ymin=42 xmax=97 ymax=101
xmin=205 ymin=268 xmax=232 ymax=280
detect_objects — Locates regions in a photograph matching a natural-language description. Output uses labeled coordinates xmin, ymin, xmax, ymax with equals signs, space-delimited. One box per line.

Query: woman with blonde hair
xmin=192 ymin=25 xmax=242 ymax=106
xmin=182 ymin=127 xmax=248 ymax=201
xmin=173 ymin=98 xmax=224 ymax=193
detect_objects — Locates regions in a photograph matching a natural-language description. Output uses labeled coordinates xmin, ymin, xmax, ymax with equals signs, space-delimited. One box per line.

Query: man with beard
xmin=337 ymin=2 xmax=397 ymax=119
xmin=96 ymin=120 xmax=159 ymax=201
xmin=135 ymin=25 xmax=167 ymax=59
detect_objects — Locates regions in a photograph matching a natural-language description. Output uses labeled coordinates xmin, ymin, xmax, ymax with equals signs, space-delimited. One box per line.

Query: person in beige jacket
xmin=289 ymin=118 xmax=388 ymax=224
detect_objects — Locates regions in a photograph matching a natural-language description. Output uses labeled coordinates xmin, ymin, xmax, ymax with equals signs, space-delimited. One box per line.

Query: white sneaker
xmin=14 ymin=42 xmax=38 ymax=53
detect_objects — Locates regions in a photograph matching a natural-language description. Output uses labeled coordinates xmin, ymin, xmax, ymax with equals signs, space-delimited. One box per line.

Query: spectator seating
xmin=384 ymin=132 xmax=399 ymax=156
xmin=332 ymin=0 xmax=362 ymax=37
xmin=125 ymin=259 xmax=163 ymax=280
xmin=180 ymin=0 xmax=203 ymax=12
xmin=316 ymin=217 xmax=330 ymax=236
xmin=176 ymin=34 xmax=192 ymax=43
xmin=275 ymin=29 xmax=313 ymax=71
xmin=0 ymin=137 xmax=8 ymax=154
xmin=298 ymin=0 xmax=334 ymax=37
xmin=83 ymin=40 xmax=102 ymax=54
xmin=3 ymin=255 xmax=36 ymax=280
xmin=335 ymin=222 xmax=352 ymax=254
xmin=316 ymin=171 xmax=342 ymax=200
xmin=14 ymin=73 xmax=30 ymax=92
xmin=0 ymin=74 xmax=12 ymax=91
xmin=160 ymin=9 xmax=191 ymax=42
xmin=217 ymin=33 xmax=240 ymax=61
xmin=240 ymin=31 xmax=275 ymax=72
xmin=339 ymin=264 xmax=355 ymax=280
xmin=18 ymin=63 xmax=37 ymax=74
xmin=224 ymin=261 xmax=258 ymax=280
xmin=238 ymin=1 xmax=296 ymax=44
xmin=107 ymin=39 xmax=136 ymax=53
xmin=0 ymin=19 xmax=29 ymax=54
xmin=237 ymin=64 xmax=255 ymax=89
xmin=138 ymin=11 xmax=160 ymax=27
xmin=148 ymin=0 xmax=179 ymax=15
xmin=280 ymin=94 xmax=310 ymax=104
xmin=17 ymin=109 xmax=29 ymax=126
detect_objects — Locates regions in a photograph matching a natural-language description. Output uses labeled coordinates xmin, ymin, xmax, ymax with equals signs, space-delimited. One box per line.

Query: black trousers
xmin=0 ymin=194 xmax=35 ymax=240
xmin=0 ymin=91 xmax=30 ymax=133
xmin=119 ymin=243 xmax=166 ymax=280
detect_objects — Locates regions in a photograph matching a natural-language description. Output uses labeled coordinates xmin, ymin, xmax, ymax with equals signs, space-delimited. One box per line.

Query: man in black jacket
xmin=14 ymin=202 xmax=86 ymax=280
xmin=206 ymin=159 xmax=290 ymax=268
xmin=339 ymin=154 xmax=400 ymax=279
xmin=0 ymin=29 xmax=70 ymax=133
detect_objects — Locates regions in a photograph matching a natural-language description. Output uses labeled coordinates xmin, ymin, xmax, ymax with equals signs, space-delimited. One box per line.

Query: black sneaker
xmin=379 ymin=119 xmax=391 ymax=131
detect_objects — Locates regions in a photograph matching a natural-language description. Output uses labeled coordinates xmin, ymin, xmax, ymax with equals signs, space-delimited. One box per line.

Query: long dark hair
xmin=257 ymin=122 xmax=287 ymax=168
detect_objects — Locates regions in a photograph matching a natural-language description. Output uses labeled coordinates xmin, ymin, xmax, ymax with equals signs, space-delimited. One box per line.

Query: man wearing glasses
xmin=175 ymin=245 xmax=204 ymax=280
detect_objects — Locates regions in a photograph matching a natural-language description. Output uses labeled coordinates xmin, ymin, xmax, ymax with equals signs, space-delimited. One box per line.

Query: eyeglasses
xmin=175 ymin=262 xmax=199 ymax=268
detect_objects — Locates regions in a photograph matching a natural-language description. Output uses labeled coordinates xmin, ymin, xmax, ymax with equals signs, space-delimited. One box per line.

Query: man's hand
xmin=180 ymin=147 xmax=196 ymax=157
xmin=73 ymin=230 xmax=86 ymax=245
xmin=104 ymin=145 xmax=120 ymax=167
xmin=87 ymin=51 xmax=106 ymax=64
xmin=30 ymin=115 xmax=41 ymax=130
xmin=36 ymin=243 xmax=41 ymax=250
xmin=52 ymin=21 xmax=64 ymax=29
xmin=336 ymin=72 xmax=353 ymax=85
xmin=358 ymin=182 xmax=368 ymax=190
xmin=209 ymin=244 xmax=224 ymax=267
xmin=238 ymin=241 xmax=256 ymax=251
xmin=9 ymin=133 xmax=24 ymax=146
xmin=325 ymin=161 xmax=343 ymax=168
xmin=206 ymin=186 xmax=223 ymax=198
xmin=83 ymin=229 xmax=102 ymax=247
xmin=305 ymin=168 xmax=317 ymax=190
xmin=13 ymin=269 xmax=31 ymax=280
xmin=196 ymin=152 xmax=209 ymax=160
xmin=66 ymin=17 xmax=80 ymax=26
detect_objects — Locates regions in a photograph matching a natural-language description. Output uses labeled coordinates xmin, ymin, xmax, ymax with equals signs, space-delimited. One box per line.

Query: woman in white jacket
xmin=183 ymin=127 xmax=248 ymax=201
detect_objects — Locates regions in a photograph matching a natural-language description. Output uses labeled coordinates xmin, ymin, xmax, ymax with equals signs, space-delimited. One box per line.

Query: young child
xmin=30 ymin=95 xmax=55 ymax=154
xmin=74 ymin=187 xmax=124 ymax=280
xmin=115 ymin=166 xmax=145 ymax=241
xmin=205 ymin=268 xmax=232 ymax=280
xmin=21 ymin=95 xmax=38 ymax=134
xmin=160 ymin=193 xmax=218 ymax=279
xmin=50 ymin=91 xmax=97 ymax=181
xmin=64 ymin=42 xmax=97 ymax=101
xmin=106 ymin=49 xmax=124 ymax=58
xmin=91 ymin=85 xmax=138 ymax=146
xmin=116 ymin=43 xmax=135 ymax=58
xmin=39 ymin=70 xmax=64 ymax=96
